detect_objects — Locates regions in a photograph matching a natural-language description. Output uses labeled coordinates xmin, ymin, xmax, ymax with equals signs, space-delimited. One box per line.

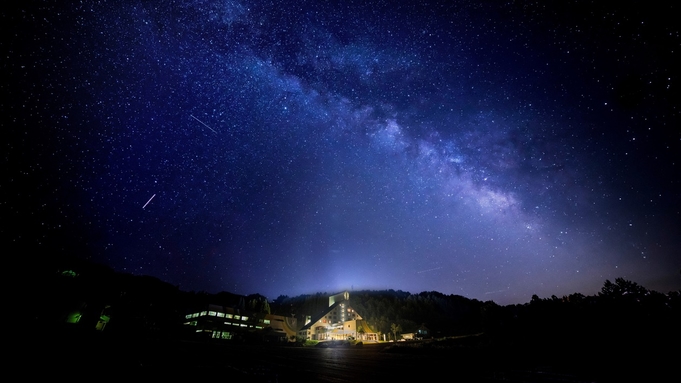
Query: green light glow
xmin=66 ymin=312 xmax=81 ymax=324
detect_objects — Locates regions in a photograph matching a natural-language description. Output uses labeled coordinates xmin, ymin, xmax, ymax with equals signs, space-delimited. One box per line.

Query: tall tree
xmin=390 ymin=323 xmax=401 ymax=341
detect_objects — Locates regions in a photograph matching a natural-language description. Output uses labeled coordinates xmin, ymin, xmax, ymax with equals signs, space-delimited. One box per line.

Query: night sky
xmin=5 ymin=1 xmax=680 ymax=305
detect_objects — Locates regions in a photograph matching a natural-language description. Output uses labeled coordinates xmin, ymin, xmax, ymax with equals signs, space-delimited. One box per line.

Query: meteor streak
xmin=142 ymin=193 xmax=156 ymax=209
xmin=417 ymin=267 xmax=443 ymax=274
xmin=190 ymin=115 xmax=218 ymax=133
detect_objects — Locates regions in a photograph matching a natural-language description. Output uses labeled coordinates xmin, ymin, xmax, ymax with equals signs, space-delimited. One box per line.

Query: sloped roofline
xmin=299 ymin=301 xmax=343 ymax=331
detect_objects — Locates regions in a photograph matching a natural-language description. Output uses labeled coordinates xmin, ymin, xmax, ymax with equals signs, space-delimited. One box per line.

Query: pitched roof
xmin=299 ymin=301 xmax=342 ymax=331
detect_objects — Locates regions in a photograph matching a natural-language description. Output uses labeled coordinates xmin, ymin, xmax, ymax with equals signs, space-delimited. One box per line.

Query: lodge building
xmin=184 ymin=304 xmax=298 ymax=341
xmin=297 ymin=291 xmax=378 ymax=342
xmin=185 ymin=291 xmax=377 ymax=342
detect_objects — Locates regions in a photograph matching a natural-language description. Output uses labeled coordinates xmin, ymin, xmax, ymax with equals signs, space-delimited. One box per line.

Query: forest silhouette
xmin=33 ymin=256 xmax=680 ymax=381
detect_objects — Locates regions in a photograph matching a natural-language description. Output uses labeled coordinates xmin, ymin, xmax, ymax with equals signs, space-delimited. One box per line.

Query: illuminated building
xmin=184 ymin=304 xmax=297 ymax=341
xmin=298 ymin=291 xmax=378 ymax=342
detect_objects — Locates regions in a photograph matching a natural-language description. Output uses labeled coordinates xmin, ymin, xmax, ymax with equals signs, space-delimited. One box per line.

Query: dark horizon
xmin=39 ymin=254 xmax=679 ymax=308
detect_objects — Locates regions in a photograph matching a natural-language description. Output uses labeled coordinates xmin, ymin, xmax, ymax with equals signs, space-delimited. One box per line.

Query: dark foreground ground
xmin=30 ymin=330 xmax=677 ymax=382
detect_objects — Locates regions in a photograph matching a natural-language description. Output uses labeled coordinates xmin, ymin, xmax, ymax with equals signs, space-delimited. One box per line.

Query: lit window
xmin=264 ymin=319 xmax=270 ymax=324
xmin=191 ymin=313 xmax=199 ymax=318
xmin=240 ymin=324 xmax=247 ymax=327
xmin=241 ymin=316 xmax=249 ymax=321
xmin=208 ymin=311 xmax=217 ymax=316
xmin=200 ymin=311 xmax=207 ymax=316
xmin=225 ymin=314 xmax=233 ymax=319
xmin=234 ymin=315 xmax=241 ymax=320
xmin=217 ymin=312 xmax=225 ymax=318
xmin=185 ymin=314 xmax=192 ymax=319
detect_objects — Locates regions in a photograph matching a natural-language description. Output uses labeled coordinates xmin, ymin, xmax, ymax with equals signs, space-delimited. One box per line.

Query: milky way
xmin=5 ymin=1 xmax=680 ymax=304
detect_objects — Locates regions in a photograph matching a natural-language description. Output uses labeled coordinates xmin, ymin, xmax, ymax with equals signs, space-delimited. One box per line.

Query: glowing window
xmin=264 ymin=319 xmax=270 ymax=324
xmin=234 ymin=315 xmax=241 ymax=320
xmin=241 ymin=316 xmax=248 ymax=321
xmin=185 ymin=314 xmax=192 ymax=319
xmin=208 ymin=311 xmax=217 ymax=316
xmin=200 ymin=311 xmax=207 ymax=316
xmin=217 ymin=312 xmax=225 ymax=318
xmin=225 ymin=314 xmax=233 ymax=319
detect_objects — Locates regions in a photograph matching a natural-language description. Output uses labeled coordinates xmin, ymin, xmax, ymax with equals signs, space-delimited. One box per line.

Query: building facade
xmin=184 ymin=304 xmax=297 ymax=341
xmin=298 ymin=291 xmax=378 ymax=342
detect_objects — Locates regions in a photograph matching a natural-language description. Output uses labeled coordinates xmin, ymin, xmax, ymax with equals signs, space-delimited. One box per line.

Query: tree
xmin=599 ymin=278 xmax=648 ymax=300
xmin=390 ymin=323 xmax=402 ymax=341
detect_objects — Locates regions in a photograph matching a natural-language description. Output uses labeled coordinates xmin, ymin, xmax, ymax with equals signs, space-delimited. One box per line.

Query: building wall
xmin=184 ymin=305 xmax=297 ymax=340
xmin=298 ymin=292 xmax=377 ymax=342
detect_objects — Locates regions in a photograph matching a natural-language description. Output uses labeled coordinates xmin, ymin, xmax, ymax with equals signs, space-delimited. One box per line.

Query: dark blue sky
xmin=5 ymin=1 xmax=680 ymax=304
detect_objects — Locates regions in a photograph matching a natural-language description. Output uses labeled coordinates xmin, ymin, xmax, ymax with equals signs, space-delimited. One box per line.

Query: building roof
xmin=299 ymin=301 xmax=343 ymax=331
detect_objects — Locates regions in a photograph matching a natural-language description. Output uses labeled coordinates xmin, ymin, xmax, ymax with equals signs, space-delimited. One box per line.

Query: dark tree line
xmin=39 ymin=256 xmax=680 ymax=354
xmin=35 ymin=256 xmax=272 ymax=340
xmin=478 ymin=278 xmax=681 ymax=365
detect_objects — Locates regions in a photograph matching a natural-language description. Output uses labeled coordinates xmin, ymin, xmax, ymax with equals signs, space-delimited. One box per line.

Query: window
xmin=217 ymin=312 xmax=225 ymax=318
xmin=200 ymin=311 xmax=207 ymax=316
xmin=225 ymin=314 xmax=233 ymax=319
xmin=208 ymin=311 xmax=217 ymax=316
xmin=263 ymin=319 xmax=270 ymax=324
xmin=241 ymin=316 xmax=249 ymax=321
